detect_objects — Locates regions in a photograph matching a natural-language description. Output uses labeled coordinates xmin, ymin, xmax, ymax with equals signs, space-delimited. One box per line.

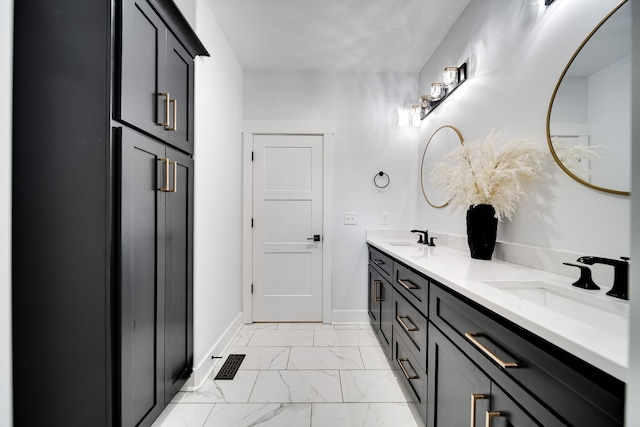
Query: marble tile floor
xmin=151 ymin=323 xmax=421 ymax=427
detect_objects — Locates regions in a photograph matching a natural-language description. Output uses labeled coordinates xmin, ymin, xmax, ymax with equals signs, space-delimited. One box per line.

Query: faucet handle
xmin=621 ymin=256 xmax=630 ymax=263
xmin=563 ymin=262 xmax=600 ymax=290
xmin=428 ymin=237 xmax=437 ymax=247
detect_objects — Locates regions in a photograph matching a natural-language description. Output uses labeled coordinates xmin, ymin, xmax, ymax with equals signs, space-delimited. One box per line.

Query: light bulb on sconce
xmin=420 ymin=95 xmax=430 ymax=109
xmin=442 ymin=67 xmax=459 ymax=89
xmin=430 ymin=83 xmax=444 ymax=101
xmin=410 ymin=104 xmax=421 ymax=127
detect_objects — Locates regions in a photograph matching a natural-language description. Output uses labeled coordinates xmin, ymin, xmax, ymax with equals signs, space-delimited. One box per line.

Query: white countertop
xmin=366 ymin=230 xmax=629 ymax=382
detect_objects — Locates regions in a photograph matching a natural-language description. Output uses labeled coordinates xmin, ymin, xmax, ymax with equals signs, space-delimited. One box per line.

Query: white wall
xmin=1 ymin=0 xmax=12 ymax=424
xmin=192 ymin=0 xmax=244 ymax=377
xmin=417 ymin=0 xmax=630 ymax=260
xmin=627 ymin=1 xmax=639 ymax=424
xmin=243 ymin=72 xmax=418 ymax=320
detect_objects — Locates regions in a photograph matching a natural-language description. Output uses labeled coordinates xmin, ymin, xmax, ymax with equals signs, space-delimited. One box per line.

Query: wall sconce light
xmin=429 ymin=83 xmax=445 ymax=101
xmin=420 ymin=62 xmax=468 ymax=120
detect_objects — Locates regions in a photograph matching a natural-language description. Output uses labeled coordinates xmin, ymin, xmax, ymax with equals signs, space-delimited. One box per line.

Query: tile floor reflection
xmin=151 ymin=323 xmax=421 ymax=427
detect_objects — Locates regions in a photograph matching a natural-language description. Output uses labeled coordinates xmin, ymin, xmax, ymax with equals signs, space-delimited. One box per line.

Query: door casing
xmin=242 ymin=120 xmax=335 ymax=324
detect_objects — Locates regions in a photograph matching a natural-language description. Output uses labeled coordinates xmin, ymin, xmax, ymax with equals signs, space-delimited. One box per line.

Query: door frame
xmin=242 ymin=120 xmax=335 ymax=324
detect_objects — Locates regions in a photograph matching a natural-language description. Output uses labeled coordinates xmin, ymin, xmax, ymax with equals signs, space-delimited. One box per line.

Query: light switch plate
xmin=381 ymin=212 xmax=389 ymax=225
xmin=344 ymin=212 xmax=357 ymax=225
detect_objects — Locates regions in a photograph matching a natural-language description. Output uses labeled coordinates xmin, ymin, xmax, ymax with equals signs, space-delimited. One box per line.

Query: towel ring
xmin=374 ymin=171 xmax=390 ymax=189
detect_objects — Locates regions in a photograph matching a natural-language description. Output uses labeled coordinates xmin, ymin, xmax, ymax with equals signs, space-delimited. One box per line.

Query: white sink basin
xmin=387 ymin=241 xmax=414 ymax=246
xmin=483 ymin=280 xmax=628 ymax=328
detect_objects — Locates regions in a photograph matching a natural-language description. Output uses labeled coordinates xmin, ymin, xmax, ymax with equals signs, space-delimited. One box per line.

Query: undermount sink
xmin=483 ymin=280 xmax=628 ymax=327
xmin=387 ymin=241 xmax=414 ymax=246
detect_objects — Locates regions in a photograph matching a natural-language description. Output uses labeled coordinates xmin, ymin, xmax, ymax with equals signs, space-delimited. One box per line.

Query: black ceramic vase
xmin=466 ymin=204 xmax=498 ymax=260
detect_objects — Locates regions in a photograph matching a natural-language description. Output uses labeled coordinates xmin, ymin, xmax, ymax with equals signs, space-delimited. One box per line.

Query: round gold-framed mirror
xmin=421 ymin=125 xmax=464 ymax=207
xmin=546 ymin=0 xmax=630 ymax=196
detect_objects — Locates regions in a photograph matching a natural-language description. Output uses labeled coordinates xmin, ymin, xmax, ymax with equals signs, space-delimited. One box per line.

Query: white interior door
xmin=252 ymin=134 xmax=323 ymax=321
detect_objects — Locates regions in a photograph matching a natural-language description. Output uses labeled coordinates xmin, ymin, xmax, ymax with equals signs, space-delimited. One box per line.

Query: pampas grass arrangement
xmin=430 ymin=130 xmax=546 ymax=221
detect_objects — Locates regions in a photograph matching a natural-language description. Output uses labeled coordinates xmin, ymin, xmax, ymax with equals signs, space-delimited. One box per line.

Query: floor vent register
xmin=214 ymin=354 xmax=246 ymax=380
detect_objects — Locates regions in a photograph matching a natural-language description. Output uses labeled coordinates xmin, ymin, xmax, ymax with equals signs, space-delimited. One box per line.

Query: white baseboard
xmin=331 ymin=310 xmax=369 ymax=324
xmin=182 ymin=312 xmax=244 ymax=391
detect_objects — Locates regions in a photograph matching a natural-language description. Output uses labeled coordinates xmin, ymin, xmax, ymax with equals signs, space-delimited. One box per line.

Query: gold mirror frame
xmin=421 ymin=125 xmax=464 ymax=208
xmin=546 ymin=0 xmax=630 ymax=196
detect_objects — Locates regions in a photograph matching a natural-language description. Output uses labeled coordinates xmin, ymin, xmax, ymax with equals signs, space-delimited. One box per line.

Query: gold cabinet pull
xmin=471 ymin=394 xmax=488 ymax=427
xmin=465 ymin=332 xmax=519 ymax=369
xmin=160 ymin=157 xmax=170 ymax=192
xmin=169 ymin=98 xmax=177 ymax=131
xmin=373 ymin=258 xmax=385 ymax=266
xmin=485 ymin=411 xmax=501 ymax=427
xmin=396 ymin=358 xmax=419 ymax=380
xmin=159 ymin=92 xmax=170 ymax=126
xmin=397 ymin=278 xmax=419 ymax=290
xmin=373 ymin=280 xmax=382 ymax=302
xmin=171 ymin=161 xmax=178 ymax=193
xmin=396 ymin=315 xmax=418 ymax=332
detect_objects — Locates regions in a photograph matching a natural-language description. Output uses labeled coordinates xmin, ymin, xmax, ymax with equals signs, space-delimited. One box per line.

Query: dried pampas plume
xmin=430 ymin=130 xmax=546 ymax=221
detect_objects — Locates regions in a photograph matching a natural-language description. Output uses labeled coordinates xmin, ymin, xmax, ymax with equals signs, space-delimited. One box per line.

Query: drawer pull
xmin=397 ymin=278 xmax=419 ymax=290
xmin=485 ymin=410 xmax=501 ymax=427
xmin=396 ymin=358 xmax=419 ymax=380
xmin=373 ymin=258 xmax=385 ymax=266
xmin=471 ymin=394 xmax=488 ymax=427
xmin=169 ymin=98 xmax=177 ymax=131
xmin=465 ymin=332 xmax=519 ymax=369
xmin=396 ymin=315 xmax=418 ymax=332
xmin=373 ymin=280 xmax=383 ymax=302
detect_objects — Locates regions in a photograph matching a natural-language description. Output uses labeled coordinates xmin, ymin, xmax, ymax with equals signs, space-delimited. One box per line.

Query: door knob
xmin=307 ymin=235 xmax=321 ymax=242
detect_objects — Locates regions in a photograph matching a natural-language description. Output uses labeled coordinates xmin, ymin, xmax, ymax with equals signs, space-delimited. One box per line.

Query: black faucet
xmin=575 ymin=256 xmax=630 ymax=300
xmin=410 ymin=229 xmax=428 ymax=244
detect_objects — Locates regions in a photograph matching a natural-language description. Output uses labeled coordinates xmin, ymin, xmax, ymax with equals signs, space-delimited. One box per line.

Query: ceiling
xmin=206 ymin=0 xmax=471 ymax=73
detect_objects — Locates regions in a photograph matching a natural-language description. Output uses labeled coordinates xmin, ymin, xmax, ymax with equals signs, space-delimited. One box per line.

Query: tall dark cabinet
xmin=12 ymin=1 xmax=207 ymax=426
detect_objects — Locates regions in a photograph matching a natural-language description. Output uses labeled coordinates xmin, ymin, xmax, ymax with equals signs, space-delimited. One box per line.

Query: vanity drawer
xmin=429 ymin=282 xmax=624 ymax=427
xmin=393 ymin=262 xmax=428 ymax=314
xmin=368 ymin=245 xmax=393 ymax=281
xmin=394 ymin=330 xmax=427 ymax=423
xmin=394 ymin=292 xmax=427 ymax=372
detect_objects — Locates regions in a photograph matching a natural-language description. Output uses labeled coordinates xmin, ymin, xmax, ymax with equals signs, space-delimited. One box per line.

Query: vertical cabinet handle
xmin=159 ymin=92 xmax=170 ymax=126
xmin=160 ymin=158 xmax=170 ymax=192
xmin=171 ymin=161 xmax=178 ymax=193
xmin=485 ymin=411 xmax=501 ymax=427
xmin=159 ymin=158 xmax=178 ymax=193
xmin=470 ymin=394 xmax=488 ymax=427
xmin=373 ymin=280 xmax=383 ymax=302
xmin=169 ymin=99 xmax=177 ymax=131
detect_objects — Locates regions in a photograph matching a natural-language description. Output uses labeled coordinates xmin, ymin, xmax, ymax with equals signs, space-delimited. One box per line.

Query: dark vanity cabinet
xmin=12 ymin=1 xmax=207 ymax=426
xmin=365 ymin=245 xmax=625 ymax=427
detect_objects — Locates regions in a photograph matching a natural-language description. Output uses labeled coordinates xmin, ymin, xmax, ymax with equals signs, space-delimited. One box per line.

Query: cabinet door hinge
xmin=251 ymin=151 xmax=254 ymax=161
xmin=251 ymin=218 xmax=254 ymax=228
xmin=251 ymin=284 xmax=254 ymax=294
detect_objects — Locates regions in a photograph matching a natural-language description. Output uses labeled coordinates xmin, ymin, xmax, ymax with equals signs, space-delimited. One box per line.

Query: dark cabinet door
xmin=119 ymin=0 xmax=166 ymax=141
xmin=162 ymin=35 xmax=195 ymax=153
xmin=428 ymin=323 xmax=491 ymax=427
xmin=368 ymin=266 xmax=380 ymax=329
xmin=379 ymin=277 xmax=393 ymax=352
xmin=163 ymin=147 xmax=194 ymax=400
xmin=119 ymin=0 xmax=196 ymax=154
xmin=119 ymin=127 xmax=166 ymax=427
xmin=489 ymin=384 xmax=541 ymax=427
